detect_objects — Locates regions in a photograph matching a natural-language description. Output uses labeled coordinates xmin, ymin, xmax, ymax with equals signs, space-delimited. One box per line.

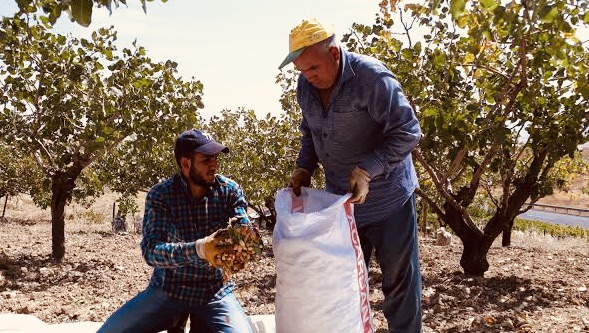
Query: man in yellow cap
xmin=281 ymin=18 xmax=423 ymax=332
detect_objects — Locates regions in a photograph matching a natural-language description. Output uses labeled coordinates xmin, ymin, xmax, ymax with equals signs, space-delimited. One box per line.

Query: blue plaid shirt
xmin=140 ymin=173 xmax=250 ymax=305
xmin=296 ymin=47 xmax=421 ymax=226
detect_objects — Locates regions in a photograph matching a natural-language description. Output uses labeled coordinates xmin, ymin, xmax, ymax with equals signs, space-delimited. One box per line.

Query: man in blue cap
xmin=98 ymin=129 xmax=253 ymax=333
xmin=282 ymin=19 xmax=423 ymax=332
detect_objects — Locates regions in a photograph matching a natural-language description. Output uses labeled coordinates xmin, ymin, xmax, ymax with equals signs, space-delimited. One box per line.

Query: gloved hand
xmin=349 ymin=167 xmax=370 ymax=204
xmin=288 ymin=168 xmax=311 ymax=196
xmin=196 ymin=231 xmax=231 ymax=267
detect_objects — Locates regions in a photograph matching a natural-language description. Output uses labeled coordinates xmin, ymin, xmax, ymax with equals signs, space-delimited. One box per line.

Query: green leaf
xmin=450 ymin=0 xmax=467 ymax=20
xmin=540 ymin=6 xmax=559 ymax=24
xmin=430 ymin=0 xmax=442 ymax=14
xmin=577 ymin=83 xmax=589 ymax=99
xmin=132 ymin=78 xmax=152 ymax=89
xmin=584 ymin=12 xmax=589 ymax=24
xmin=70 ymin=0 xmax=93 ymax=27
xmin=456 ymin=15 xmax=470 ymax=28
xmin=432 ymin=50 xmax=447 ymax=67
xmin=464 ymin=52 xmax=475 ymax=64
xmin=102 ymin=126 xmax=114 ymax=135
xmin=422 ymin=107 xmax=439 ymax=118
xmin=479 ymin=0 xmax=498 ymax=10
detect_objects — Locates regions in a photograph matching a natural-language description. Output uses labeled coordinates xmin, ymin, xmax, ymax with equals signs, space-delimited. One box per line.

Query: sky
xmin=2 ymin=1 xmax=588 ymax=121
xmin=0 ymin=0 xmax=382 ymax=119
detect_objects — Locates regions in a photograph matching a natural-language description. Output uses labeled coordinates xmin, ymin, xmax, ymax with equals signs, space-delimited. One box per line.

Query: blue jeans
xmin=358 ymin=194 xmax=422 ymax=333
xmin=97 ymin=287 xmax=253 ymax=333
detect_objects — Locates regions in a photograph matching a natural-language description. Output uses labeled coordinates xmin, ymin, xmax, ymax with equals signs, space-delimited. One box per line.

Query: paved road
xmin=518 ymin=209 xmax=589 ymax=229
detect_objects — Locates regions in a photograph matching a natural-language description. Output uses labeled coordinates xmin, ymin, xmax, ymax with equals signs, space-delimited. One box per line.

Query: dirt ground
xmin=0 ymin=192 xmax=588 ymax=333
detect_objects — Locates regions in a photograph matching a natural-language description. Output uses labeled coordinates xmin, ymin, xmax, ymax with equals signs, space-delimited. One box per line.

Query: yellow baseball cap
xmin=278 ymin=18 xmax=335 ymax=70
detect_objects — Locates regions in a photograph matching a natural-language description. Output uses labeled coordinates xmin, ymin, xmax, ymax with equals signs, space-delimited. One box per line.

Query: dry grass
xmin=1 ymin=191 xmax=588 ymax=332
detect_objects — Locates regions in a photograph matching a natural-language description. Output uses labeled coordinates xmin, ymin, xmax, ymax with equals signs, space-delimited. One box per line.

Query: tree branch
xmin=414 ymin=187 xmax=445 ymax=218
xmin=413 ymin=148 xmax=480 ymax=231
xmin=446 ymin=148 xmax=466 ymax=181
xmin=470 ymin=143 xmax=500 ymax=194
xmin=31 ymin=144 xmax=53 ymax=177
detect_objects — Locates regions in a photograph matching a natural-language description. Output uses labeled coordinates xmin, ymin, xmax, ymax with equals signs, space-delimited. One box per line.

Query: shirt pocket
xmin=332 ymin=109 xmax=374 ymax=143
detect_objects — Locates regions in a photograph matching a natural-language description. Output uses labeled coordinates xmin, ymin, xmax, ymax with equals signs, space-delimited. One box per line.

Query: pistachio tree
xmin=0 ymin=17 xmax=202 ymax=261
xmin=203 ymin=107 xmax=302 ymax=228
xmin=0 ymin=143 xmax=43 ymax=218
xmin=343 ymin=0 xmax=589 ymax=275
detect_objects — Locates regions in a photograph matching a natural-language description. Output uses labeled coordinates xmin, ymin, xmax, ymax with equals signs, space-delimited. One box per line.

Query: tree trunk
xmin=501 ymin=219 xmax=514 ymax=246
xmin=419 ymin=198 xmax=429 ymax=236
xmin=500 ymin=185 xmax=535 ymax=247
xmin=2 ymin=195 xmax=7 ymax=219
xmin=460 ymin=238 xmax=490 ymax=276
xmin=441 ymin=201 xmax=490 ymax=276
xmin=500 ymin=150 xmax=548 ymax=247
xmin=51 ymin=172 xmax=78 ymax=262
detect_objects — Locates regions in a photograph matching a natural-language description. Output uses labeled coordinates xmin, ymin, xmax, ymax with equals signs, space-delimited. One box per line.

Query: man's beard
xmin=188 ymin=166 xmax=213 ymax=187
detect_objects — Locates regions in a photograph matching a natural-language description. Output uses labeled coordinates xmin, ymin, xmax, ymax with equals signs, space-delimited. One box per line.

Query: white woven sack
xmin=273 ymin=188 xmax=373 ymax=333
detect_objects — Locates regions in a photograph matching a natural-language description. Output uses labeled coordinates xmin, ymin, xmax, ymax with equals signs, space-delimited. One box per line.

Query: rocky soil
xmin=0 ymin=193 xmax=588 ymax=332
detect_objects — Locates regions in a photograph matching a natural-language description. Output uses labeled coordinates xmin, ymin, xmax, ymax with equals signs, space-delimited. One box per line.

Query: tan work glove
xmin=288 ymin=168 xmax=311 ymax=196
xmin=349 ymin=167 xmax=370 ymax=204
xmin=196 ymin=231 xmax=231 ymax=267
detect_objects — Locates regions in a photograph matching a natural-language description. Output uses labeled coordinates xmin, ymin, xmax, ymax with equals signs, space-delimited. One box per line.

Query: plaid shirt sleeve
xmin=227 ymin=183 xmax=250 ymax=226
xmin=140 ymin=187 xmax=202 ymax=268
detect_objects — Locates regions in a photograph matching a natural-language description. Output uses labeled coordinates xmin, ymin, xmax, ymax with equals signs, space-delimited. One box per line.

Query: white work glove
xmin=349 ymin=167 xmax=370 ymax=204
xmin=288 ymin=168 xmax=311 ymax=196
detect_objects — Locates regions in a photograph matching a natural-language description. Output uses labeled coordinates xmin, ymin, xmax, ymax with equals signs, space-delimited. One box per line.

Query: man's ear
xmin=180 ymin=156 xmax=191 ymax=171
xmin=329 ymin=46 xmax=340 ymax=62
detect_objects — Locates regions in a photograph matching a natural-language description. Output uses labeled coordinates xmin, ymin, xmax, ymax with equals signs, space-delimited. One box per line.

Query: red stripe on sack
xmin=344 ymin=201 xmax=374 ymax=333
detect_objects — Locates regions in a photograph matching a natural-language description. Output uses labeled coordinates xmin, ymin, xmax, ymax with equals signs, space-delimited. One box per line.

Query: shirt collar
xmin=338 ymin=47 xmax=356 ymax=87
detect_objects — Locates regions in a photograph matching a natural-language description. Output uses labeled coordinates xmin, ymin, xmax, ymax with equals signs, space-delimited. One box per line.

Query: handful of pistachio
xmin=213 ymin=220 xmax=263 ymax=281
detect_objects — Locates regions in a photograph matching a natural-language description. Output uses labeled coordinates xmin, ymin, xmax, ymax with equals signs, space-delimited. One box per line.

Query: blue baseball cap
xmin=174 ymin=129 xmax=229 ymax=162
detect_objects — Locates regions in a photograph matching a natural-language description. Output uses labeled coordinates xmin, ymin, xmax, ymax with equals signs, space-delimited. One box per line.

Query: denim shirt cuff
xmin=360 ymin=158 xmax=385 ymax=179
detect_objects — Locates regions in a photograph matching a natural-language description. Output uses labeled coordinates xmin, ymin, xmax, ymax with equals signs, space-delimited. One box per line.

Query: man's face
xmin=293 ymin=44 xmax=340 ymax=90
xmin=186 ymin=153 xmax=219 ymax=187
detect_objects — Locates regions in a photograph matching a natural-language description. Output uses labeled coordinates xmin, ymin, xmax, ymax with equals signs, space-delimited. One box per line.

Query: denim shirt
xmin=296 ymin=48 xmax=421 ymax=226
